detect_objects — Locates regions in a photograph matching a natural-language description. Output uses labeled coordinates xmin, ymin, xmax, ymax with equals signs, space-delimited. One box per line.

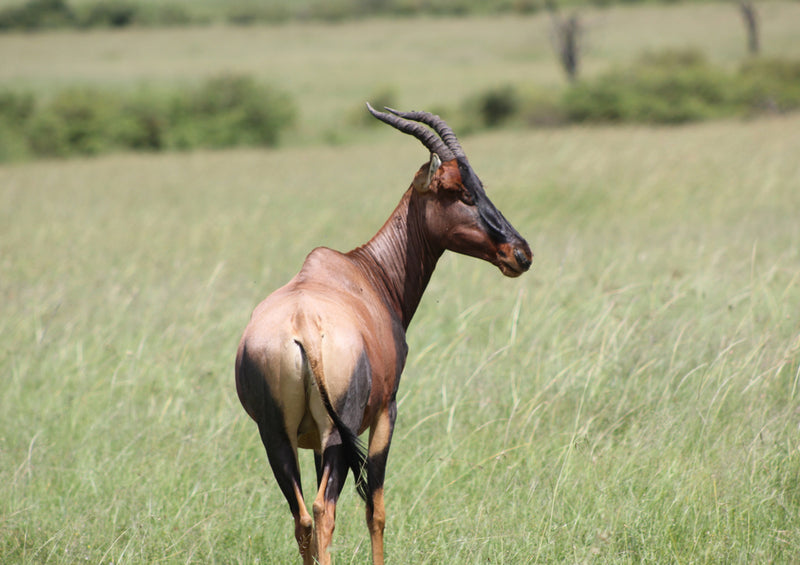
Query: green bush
xmin=459 ymin=85 xmax=522 ymax=132
xmin=27 ymin=88 xmax=121 ymax=156
xmin=561 ymin=75 xmax=630 ymax=122
xmin=27 ymin=87 xmax=170 ymax=156
xmin=457 ymin=84 xmax=565 ymax=131
xmin=0 ymin=75 xmax=295 ymax=161
xmin=561 ymin=50 xmax=800 ymax=125
xmin=450 ymin=50 xmax=800 ymax=132
xmin=478 ymin=85 xmax=520 ymax=127
xmin=0 ymin=0 xmax=73 ymax=30
xmin=735 ymin=57 xmax=800 ymax=114
xmin=563 ymin=49 xmax=736 ymax=124
xmin=0 ymin=0 xmax=569 ymax=31
xmin=168 ymin=74 xmax=296 ymax=149
xmin=26 ymin=111 xmax=71 ymax=157
xmin=0 ymin=91 xmax=35 ymax=126
xmin=114 ymin=92 xmax=169 ymax=150
xmin=77 ymin=1 xmax=138 ymax=28
xmin=0 ymin=0 xmax=194 ymax=30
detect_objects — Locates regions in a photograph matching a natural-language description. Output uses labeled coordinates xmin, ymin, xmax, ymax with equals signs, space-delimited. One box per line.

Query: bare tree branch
xmin=738 ymin=0 xmax=760 ymax=55
xmin=546 ymin=0 xmax=582 ymax=82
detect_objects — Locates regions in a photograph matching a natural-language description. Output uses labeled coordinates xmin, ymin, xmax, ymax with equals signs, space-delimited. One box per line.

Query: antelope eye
xmin=459 ymin=190 xmax=475 ymax=206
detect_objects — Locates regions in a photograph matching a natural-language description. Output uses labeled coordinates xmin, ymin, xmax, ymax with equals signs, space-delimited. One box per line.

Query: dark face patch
xmin=456 ymin=157 xmax=524 ymax=246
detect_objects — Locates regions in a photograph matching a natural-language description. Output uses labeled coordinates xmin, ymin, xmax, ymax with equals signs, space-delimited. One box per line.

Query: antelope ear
xmin=415 ymin=153 xmax=442 ymax=193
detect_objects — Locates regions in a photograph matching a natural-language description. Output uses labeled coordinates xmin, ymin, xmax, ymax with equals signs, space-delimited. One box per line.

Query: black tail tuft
xmin=316 ymin=384 xmax=371 ymax=502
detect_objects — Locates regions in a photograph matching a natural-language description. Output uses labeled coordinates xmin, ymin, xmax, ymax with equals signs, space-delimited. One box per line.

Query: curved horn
xmin=385 ymin=107 xmax=465 ymax=159
xmin=366 ymin=103 xmax=455 ymax=161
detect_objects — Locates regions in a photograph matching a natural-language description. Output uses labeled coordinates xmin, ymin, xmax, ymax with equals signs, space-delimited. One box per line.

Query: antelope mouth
xmin=499 ymin=261 xmax=527 ymax=278
xmin=498 ymin=247 xmax=532 ymax=277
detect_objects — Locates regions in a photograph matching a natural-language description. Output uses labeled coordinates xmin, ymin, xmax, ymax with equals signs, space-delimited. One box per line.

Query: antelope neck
xmin=348 ymin=189 xmax=442 ymax=330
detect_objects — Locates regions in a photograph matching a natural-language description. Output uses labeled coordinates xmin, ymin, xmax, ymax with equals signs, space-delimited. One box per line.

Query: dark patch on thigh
xmin=334 ymin=350 xmax=372 ymax=432
xmin=238 ymin=346 xmax=304 ymax=515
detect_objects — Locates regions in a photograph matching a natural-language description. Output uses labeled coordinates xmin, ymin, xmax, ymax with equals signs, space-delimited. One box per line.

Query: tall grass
xmin=2 ymin=3 xmax=799 ymax=562
xmin=1 ymin=113 xmax=799 ymax=562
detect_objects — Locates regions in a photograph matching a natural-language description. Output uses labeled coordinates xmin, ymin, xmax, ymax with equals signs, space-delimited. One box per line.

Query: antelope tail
xmin=295 ymin=339 xmax=370 ymax=501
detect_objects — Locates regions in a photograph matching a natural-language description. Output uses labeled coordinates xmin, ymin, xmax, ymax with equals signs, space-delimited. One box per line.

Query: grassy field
xmin=2 ymin=4 xmax=800 ymax=564
xmin=2 ymin=2 xmax=800 ymax=143
xmin=2 ymin=114 xmax=799 ymax=563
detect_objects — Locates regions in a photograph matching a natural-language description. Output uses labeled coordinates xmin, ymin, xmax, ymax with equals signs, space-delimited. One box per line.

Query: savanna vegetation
xmin=1 ymin=1 xmax=800 ymax=161
xmin=1 ymin=1 xmax=799 ymax=563
xmin=0 ymin=75 xmax=295 ymax=160
xmin=0 ymin=0 xmax=685 ymax=30
xmin=2 ymin=50 xmax=798 ymax=160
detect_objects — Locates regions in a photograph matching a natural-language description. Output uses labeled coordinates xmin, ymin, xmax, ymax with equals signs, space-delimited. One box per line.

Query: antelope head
xmin=367 ymin=104 xmax=532 ymax=277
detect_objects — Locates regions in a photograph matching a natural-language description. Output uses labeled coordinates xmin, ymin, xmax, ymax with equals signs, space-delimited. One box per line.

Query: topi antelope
xmin=235 ymin=104 xmax=532 ymax=564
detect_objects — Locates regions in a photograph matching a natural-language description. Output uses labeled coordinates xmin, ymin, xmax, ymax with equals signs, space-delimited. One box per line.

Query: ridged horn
xmin=385 ymin=107 xmax=465 ymax=159
xmin=366 ymin=103 xmax=455 ymax=161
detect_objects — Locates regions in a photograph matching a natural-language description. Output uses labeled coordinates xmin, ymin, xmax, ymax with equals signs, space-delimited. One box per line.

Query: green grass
xmin=2 ymin=3 xmax=800 ymax=563
xmin=2 ymin=114 xmax=799 ymax=562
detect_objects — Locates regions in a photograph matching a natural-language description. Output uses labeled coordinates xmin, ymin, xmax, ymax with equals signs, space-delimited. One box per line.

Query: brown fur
xmin=236 ymin=156 xmax=531 ymax=564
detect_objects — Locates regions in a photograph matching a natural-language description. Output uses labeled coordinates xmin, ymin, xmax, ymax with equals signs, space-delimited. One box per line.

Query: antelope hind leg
xmin=366 ymin=402 xmax=397 ymax=565
xmin=311 ymin=443 xmax=350 ymax=565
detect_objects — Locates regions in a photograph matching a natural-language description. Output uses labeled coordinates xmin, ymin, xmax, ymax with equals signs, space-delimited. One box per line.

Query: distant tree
xmin=738 ymin=0 xmax=760 ymax=55
xmin=546 ymin=0 xmax=582 ymax=82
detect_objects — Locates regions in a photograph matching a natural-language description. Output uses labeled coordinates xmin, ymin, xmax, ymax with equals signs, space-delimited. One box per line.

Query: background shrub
xmin=2 ymin=44 xmax=799 ymax=162
xmin=0 ymin=0 xmax=73 ymax=30
xmin=114 ymin=91 xmax=170 ymax=150
xmin=477 ymin=85 xmax=520 ymax=128
xmin=562 ymin=49 xmax=736 ymax=124
xmin=0 ymin=76 xmax=295 ymax=161
xmin=27 ymin=88 xmax=120 ymax=156
xmin=0 ymin=0 xmax=193 ymax=30
xmin=77 ymin=1 xmax=138 ymax=28
xmin=0 ymin=0 xmax=557 ymax=31
xmin=456 ymin=85 xmax=522 ymax=133
xmin=454 ymin=84 xmax=565 ymax=131
xmin=735 ymin=57 xmax=800 ymax=114
xmin=26 ymin=110 xmax=71 ymax=157
xmin=0 ymin=91 xmax=35 ymax=127
xmin=561 ymin=50 xmax=800 ymax=125
xmin=168 ymin=74 xmax=296 ymax=149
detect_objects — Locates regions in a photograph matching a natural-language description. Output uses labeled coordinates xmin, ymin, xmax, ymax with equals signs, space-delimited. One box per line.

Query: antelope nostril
xmin=514 ymin=248 xmax=532 ymax=269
